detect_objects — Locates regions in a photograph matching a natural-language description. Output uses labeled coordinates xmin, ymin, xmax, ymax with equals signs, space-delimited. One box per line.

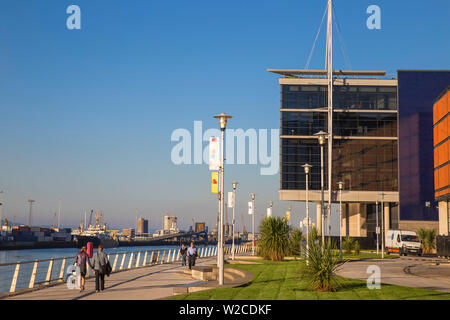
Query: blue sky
xmin=0 ymin=0 xmax=449 ymax=231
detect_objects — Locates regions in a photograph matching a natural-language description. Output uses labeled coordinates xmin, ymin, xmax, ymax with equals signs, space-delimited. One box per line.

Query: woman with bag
xmin=75 ymin=246 xmax=92 ymax=292
xmin=90 ymin=245 xmax=110 ymax=293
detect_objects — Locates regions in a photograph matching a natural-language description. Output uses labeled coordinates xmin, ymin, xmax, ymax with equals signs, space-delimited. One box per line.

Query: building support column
xmin=316 ymin=202 xmax=322 ymax=236
xmin=384 ymin=202 xmax=390 ymax=237
xmin=439 ymin=200 xmax=449 ymax=236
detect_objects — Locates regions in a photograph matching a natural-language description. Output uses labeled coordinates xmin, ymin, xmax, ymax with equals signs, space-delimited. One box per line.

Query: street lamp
xmin=232 ymin=181 xmax=238 ymax=261
xmin=314 ymin=130 xmax=327 ymax=246
xmin=337 ymin=181 xmax=344 ymax=260
xmin=380 ymin=192 xmax=385 ymax=259
xmin=251 ymin=192 xmax=255 ymax=256
xmin=302 ymin=164 xmax=312 ymax=264
xmin=213 ymin=112 xmax=232 ymax=286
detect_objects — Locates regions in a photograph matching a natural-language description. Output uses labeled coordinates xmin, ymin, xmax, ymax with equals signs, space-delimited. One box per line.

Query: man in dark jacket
xmin=90 ymin=245 xmax=109 ymax=292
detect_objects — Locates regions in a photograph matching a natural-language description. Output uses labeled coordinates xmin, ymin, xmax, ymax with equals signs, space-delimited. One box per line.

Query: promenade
xmin=4 ymin=256 xmax=219 ymax=300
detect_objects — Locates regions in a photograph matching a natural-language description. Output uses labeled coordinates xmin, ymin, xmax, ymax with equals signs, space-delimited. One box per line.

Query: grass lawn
xmin=168 ymin=260 xmax=450 ymax=300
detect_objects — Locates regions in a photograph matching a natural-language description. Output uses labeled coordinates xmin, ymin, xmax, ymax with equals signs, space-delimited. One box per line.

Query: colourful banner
xmin=211 ymin=172 xmax=218 ymax=193
xmin=209 ymin=137 xmax=220 ymax=171
xmin=285 ymin=210 xmax=290 ymax=221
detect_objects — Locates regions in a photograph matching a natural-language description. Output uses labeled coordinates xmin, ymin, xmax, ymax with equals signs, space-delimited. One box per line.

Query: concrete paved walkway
xmin=4 ymin=256 xmax=219 ymax=300
xmin=337 ymin=256 xmax=450 ymax=292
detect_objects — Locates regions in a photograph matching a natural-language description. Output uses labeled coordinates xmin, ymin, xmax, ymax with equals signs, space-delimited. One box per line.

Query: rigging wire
xmin=305 ymin=3 xmax=328 ymax=70
xmin=333 ymin=3 xmax=352 ymax=70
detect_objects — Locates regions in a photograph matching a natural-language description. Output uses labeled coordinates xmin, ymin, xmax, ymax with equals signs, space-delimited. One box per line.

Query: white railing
xmin=0 ymin=243 xmax=253 ymax=295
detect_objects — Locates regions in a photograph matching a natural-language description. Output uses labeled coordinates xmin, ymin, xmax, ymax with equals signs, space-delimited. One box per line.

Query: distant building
xmin=137 ymin=218 xmax=148 ymax=234
xmin=122 ymin=228 xmax=135 ymax=239
xmin=433 ymin=85 xmax=450 ymax=236
xmin=163 ymin=214 xmax=178 ymax=233
xmin=195 ymin=222 xmax=206 ymax=233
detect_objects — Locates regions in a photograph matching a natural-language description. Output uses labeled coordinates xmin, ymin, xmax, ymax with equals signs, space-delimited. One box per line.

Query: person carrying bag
xmin=90 ymin=245 xmax=110 ymax=292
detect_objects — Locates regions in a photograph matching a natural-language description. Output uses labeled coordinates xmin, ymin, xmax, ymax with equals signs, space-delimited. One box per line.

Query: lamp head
xmin=214 ymin=112 xmax=232 ymax=130
xmin=251 ymin=193 xmax=255 ymax=200
xmin=338 ymin=181 xmax=344 ymax=190
xmin=232 ymin=181 xmax=238 ymax=190
xmin=269 ymin=201 xmax=273 ymax=207
xmin=302 ymin=163 xmax=312 ymax=174
xmin=314 ymin=130 xmax=328 ymax=145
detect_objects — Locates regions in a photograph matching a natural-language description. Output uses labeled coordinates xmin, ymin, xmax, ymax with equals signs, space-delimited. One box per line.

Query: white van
xmin=385 ymin=230 xmax=422 ymax=256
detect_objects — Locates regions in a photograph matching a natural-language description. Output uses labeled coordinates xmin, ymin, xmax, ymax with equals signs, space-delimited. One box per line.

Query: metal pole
xmin=252 ymin=194 xmax=255 ymax=256
xmin=58 ymin=199 xmax=61 ymax=230
xmin=0 ymin=191 xmax=4 ymax=227
xmin=339 ymin=187 xmax=342 ymax=260
xmin=381 ymin=194 xmax=385 ymax=259
xmin=376 ymin=201 xmax=379 ymax=255
xmin=305 ymin=172 xmax=309 ymax=264
xmin=232 ymin=184 xmax=237 ymax=260
xmin=320 ymin=144 xmax=325 ymax=246
xmin=218 ymin=127 xmax=225 ymax=285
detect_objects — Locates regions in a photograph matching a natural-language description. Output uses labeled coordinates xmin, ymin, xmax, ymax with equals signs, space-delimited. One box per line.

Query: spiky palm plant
xmin=289 ymin=228 xmax=303 ymax=256
xmin=258 ymin=217 xmax=290 ymax=261
xmin=343 ymin=236 xmax=354 ymax=254
xmin=418 ymin=228 xmax=436 ymax=254
xmin=302 ymin=239 xmax=345 ymax=292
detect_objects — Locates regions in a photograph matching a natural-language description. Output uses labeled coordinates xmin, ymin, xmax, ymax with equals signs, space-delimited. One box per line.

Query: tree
xmin=258 ymin=217 xmax=290 ymax=261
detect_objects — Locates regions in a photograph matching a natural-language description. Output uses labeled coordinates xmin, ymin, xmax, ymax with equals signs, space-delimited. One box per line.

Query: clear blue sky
xmin=0 ymin=0 xmax=449 ymax=231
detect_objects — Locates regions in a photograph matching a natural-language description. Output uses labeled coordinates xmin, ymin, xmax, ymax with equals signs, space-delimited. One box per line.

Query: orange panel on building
xmin=434 ymin=86 xmax=450 ymax=200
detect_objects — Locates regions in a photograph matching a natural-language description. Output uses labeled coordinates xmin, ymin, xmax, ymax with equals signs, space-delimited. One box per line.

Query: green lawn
xmin=169 ymin=260 xmax=450 ymax=300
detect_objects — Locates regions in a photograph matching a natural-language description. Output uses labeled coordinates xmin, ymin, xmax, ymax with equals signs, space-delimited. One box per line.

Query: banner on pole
xmin=228 ymin=192 xmax=234 ymax=208
xmin=266 ymin=207 xmax=272 ymax=218
xmin=248 ymin=201 xmax=253 ymax=215
xmin=285 ymin=210 xmax=290 ymax=221
xmin=209 ymin=137 xmax=220 ymax=171
xmin=211 ymin=172 xmax=218 ymax=194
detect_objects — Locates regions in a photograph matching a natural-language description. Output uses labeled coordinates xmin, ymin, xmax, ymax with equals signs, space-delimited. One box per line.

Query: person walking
xmin=90 ymin=245 xmax=110 ymax=293
xmin=180 ymin=243 xmax=187 ymax=267
xmin=75 ymin=246 xmax=92 ymax=292
xmin=187 ymin=242 xmax=197 ymax=270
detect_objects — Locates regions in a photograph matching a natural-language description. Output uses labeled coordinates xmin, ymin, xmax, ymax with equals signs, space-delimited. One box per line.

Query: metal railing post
xmin=128 ymin=253 xmax=134 ymax=269
xmin=120 ymin=253 xmax=126 ymax=270
xmin=161 ymin=250 xmax=166 ymax=264
xmin=29 ymin=260 xmax=39 ymax=288
xmin=59 ymin=258 xmax=66 ymax=282
xmin=10 ymin=263 xmax=20 ymax=293
xmin=136 ymin=252 xmax=141 ymax=268
xmin=176 ymin=249 xmax=180 ymax=261
xmin=45 ymin=259 xmax=54 ymax=284
xmin=150 ymin=251 xmax=155 ymax=265
xmin=112 ymin=254 xmax=119 ymax=271
xmin=143 ymin=251 xmax=148 ymax=266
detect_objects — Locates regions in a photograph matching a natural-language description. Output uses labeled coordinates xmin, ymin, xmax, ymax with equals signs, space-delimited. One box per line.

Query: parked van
xmin=385 ymin=230 xmax=422 ymax=256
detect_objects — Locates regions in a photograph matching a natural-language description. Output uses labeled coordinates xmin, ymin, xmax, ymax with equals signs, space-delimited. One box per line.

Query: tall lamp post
xmin=251 ymin=193 xmax=255 ymax=256
xmin=314 ymin=130 xmax=327 ymax=246
xmin=231 ymin=181 xmax=238 ymax=261
xmin=376 ymin=201 xmax=379 ymax=255
xmin=337 ymin=181 xmax=344 ymax=260
xmin=302 ymin=164 xmax=312 ymax=263
xmin=213 ymin=112 xmax=232 ymax=286
xmin=380 ymin=192 xmax=385 ymax=259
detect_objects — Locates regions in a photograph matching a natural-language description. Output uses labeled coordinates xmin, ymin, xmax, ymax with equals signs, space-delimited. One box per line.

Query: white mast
xmin=326 ymin=0 xmax=333 ymax=237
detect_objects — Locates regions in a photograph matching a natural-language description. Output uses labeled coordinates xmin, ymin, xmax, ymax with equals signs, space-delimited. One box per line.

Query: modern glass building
xmin=398 ymin=70 xmax=450 ymax=232
xmin=269 ymin=69 xmax=398 ymax=238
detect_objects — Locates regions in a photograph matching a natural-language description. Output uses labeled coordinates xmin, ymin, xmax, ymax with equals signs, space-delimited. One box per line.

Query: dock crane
xmin=51 ymin=212 xmax=57 ymax=229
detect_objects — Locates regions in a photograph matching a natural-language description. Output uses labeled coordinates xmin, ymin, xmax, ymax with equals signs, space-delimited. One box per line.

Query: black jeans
xmin=188 ymin=256 xmax=196 ymax=270
xmin=95 ymin=271 xmax=105 ymax=291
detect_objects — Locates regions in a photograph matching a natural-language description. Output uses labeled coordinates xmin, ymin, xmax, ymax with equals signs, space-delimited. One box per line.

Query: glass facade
xmin=282 ymin=85 xmax=397 ymax=110
xmin=398 ymin=70 xmax=450 ymax=221
xmin=280 ymin=83 xmax=398 ymax=192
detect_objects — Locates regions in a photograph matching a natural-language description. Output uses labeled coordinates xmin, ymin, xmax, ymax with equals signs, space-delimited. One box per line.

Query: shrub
xmin=258 ymin=217 xmax=290 ymax=261
xmin=289 ymin=228 xmax=303 ymax=256
xmin=343 ymin=236 xmax=354 ymax=254
xmin=353 ymin=241 xmax=360 ymax=255
xmin=309 ymin=226 xmax=320 ymax=242
xmin=417 ymin=228 xmax=436 ymax=254
xmin=302 ymin=239 xmax=345 ymax=292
